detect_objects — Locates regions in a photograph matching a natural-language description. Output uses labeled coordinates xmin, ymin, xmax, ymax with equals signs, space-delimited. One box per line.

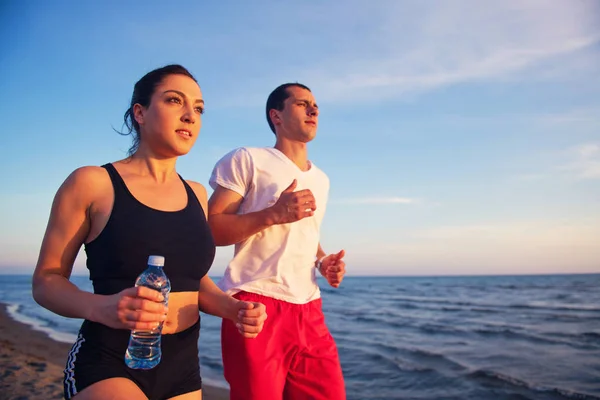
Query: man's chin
xmin=302 ymin=131 xmax=317 ymax=142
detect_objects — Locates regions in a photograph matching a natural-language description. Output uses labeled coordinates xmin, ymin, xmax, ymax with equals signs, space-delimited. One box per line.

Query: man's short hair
xmin=266 ymin=83 xmax=311 ymax=134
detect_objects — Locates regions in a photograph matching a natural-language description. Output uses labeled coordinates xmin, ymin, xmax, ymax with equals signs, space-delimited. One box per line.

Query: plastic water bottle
xmin=124 ymin=255 xmax=171 ymax=369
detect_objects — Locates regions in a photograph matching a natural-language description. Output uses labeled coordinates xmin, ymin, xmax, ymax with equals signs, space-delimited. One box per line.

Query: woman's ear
xmin=133 ymin=103 xmax=145 ymax=127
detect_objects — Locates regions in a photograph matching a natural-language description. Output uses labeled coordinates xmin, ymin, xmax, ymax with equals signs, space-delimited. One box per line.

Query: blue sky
xmin=1 ymin=1 xmax=599 ymax=276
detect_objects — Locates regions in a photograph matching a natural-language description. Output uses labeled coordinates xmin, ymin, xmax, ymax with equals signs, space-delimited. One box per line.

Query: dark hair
xmin=119 ymin=64 xmax=197 ymax=156
xmin=265 ymin=83 xmax=311 ymax=134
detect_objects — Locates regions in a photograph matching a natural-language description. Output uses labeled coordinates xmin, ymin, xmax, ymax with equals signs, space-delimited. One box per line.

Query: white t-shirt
xmin=209 ymin=147 xmax=330 ymax=304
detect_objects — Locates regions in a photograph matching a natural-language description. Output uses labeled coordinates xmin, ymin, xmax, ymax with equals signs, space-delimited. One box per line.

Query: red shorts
xmin=221 ymin=291 xmax=346 ymax=400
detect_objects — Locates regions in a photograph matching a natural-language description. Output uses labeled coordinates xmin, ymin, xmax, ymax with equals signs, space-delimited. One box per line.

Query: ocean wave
xmin=473 ymin=326 xmax=532 ymax=338
xmin=475 ymin=325 xmax=600 ymax=349
xmin=548 ymin=314 xmax=591 ymax=323
xmin=352 ymin=315 xmax=407 ymax=330
xmin=344 ymin=314 xmax=599 ymax=352
xmin=472 ymin=326 xmax=598 ymax=349
xmin=497 ymin=284 xmax=521 ymax=290
xmin=343 ymin=345 xmax=435 ymax=374
xmin=535 ymin=330 xmax=600 ymax=349
xmin=581 ymin=332 xmax=600 ymax=339
xmin=467 ymin=369 xmax=600 ymax=399
xmin=440 ymin=306 xmax=464 ymax=312
xmin=6 ymin=303 xmax=77 ymax=344
xmin=18 ymin=309 xmax=63 ymax=329
xmin=469 ymin=307 xmax=503 ymax=314
xmin=199 ymin=355 xmax=223 ymax=372
xmin=418 ymin=323 xmax=463 ymax=335
xmin=508 ymin=303 xmax=600 ymax=313
xmin=383 ymin=293 xmax=600 ymax=315
xmin=403 ymin=347 xmax=470 ymax=373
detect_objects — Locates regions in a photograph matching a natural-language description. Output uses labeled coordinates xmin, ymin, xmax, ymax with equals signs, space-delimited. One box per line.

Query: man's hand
xmin=233 ymin=301 xmax=268 ymax=338
xmin=270 ymin=180 xmax=317 ymax=224
xmin=318 ymin=250 xmax=346 ymax=288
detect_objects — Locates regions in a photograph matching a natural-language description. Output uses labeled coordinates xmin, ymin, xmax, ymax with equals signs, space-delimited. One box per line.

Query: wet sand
xmin=0 ymin=303 xmax=229 ymax=400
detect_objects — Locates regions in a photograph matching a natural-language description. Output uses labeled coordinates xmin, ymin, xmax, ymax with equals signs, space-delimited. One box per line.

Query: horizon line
xmin=1 ymin=272 xmax=598 ymax=278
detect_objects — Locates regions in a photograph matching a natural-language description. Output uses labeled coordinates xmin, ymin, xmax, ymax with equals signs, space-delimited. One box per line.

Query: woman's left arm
xmin=188 ymin=180 xmax=267 ymax=338
xmin=197 ymin=275 xmax=237 ymax=320
xmin=197 ymin=261 xmax=267 ymax=339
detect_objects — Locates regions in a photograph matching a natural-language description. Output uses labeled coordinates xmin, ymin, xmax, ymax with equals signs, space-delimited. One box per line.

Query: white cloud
xmin=560 ymin=143 xmax=600 ymax=180
xmin=514 ymin=140 xmax=600 ymax=182
xmin=331 ymin=197 xmax=416 ymax=205
xmin=295 ymin=1 xmax=600 ymax=102
xmin=576 ymin=143 xmax=600 ymax=159
xmin=122 ymin=1 xmax=599 ymax=107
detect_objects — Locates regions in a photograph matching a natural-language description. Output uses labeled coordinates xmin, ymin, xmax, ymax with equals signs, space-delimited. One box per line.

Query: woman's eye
xmin=195 ymin=106 xmax=205 ymax=114
xmin=168 ymin=96 xmax=182 ymax=104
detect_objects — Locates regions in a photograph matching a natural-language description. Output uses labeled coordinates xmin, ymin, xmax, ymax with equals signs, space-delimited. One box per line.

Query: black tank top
xmin=84 ymin=164 xmax=216 ymax=295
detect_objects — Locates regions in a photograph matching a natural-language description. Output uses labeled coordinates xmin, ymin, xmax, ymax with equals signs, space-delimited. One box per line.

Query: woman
xmin=32 ymin=64 xmax=267 ymax=400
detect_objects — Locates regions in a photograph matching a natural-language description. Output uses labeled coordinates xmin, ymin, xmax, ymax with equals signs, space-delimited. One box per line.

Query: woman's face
xmin=134 ymin=74 xmax=204 ymax=158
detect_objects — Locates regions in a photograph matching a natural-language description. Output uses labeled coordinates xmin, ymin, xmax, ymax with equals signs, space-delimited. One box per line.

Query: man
xmin=208 ymin=83 xmax=346 ymax=400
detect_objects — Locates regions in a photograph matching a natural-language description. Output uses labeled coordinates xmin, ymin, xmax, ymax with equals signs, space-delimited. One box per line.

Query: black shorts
xmin=63 ymin=319 xmax=202 ymax=400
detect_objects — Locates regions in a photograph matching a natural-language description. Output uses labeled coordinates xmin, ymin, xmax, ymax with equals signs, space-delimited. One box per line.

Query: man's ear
xmin=269 ymin=108 xmax=281 ymax=128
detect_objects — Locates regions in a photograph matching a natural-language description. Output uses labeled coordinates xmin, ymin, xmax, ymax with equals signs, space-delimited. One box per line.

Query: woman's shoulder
xmin=58 ymin=165 xmax=112 ymax=199
xmin=184 ymin=180 xmax=207 ymax=199
xmin=66 ymin=165 xmax=110 ymax=185
xmin=183 ymin=180 xmax=208 ymax=216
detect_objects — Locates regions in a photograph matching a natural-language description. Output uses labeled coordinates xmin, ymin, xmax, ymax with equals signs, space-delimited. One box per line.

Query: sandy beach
xmin=0 ymin=302 xmax=229 ymax=400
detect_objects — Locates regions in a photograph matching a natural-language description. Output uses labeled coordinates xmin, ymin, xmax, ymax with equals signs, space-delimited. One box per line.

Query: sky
xmin=0 ymin=1 xmax=599 ymax=276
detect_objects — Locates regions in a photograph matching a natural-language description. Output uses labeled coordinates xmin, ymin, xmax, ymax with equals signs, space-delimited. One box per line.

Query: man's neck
xmin=274 ymin=139 xmax=310 ymax=171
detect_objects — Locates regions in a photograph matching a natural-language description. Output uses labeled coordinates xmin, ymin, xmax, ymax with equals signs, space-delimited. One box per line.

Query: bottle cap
xmin=147 ymin=255 xmax=165 ymax=267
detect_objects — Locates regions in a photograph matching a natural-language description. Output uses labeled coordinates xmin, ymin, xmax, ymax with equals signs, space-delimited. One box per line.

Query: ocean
xmin=1 ymin=274 xmax=599 ymax=400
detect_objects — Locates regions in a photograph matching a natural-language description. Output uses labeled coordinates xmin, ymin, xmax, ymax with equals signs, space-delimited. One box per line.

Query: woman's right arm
xmin=32 ymin=167 xmax=166 ymax=331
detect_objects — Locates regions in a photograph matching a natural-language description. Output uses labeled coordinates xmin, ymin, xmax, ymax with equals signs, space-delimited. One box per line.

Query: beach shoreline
xmin=0 ymin=302 xmax=229 ymax=400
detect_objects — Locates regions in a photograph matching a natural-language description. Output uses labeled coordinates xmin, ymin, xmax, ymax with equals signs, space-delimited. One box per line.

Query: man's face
xmin=272 ymin=86 xmax=319 ymax=143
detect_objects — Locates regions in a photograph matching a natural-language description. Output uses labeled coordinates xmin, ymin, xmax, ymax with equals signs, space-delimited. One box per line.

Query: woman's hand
xmin=232 ymin=301 xmax=267 ymax=338
xmin=91 ymin=286 xmax=168 ymax=331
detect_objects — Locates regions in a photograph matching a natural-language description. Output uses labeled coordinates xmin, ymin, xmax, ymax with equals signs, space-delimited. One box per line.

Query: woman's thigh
xmin=73 ymin=377 xmax=147 ymax=400
xmin=169 ymin=389 xmax=202 ymax=400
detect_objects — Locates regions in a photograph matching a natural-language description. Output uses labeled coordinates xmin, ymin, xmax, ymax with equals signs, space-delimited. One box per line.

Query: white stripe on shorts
xmin=64 ymin=333 xmax=85 ymax=399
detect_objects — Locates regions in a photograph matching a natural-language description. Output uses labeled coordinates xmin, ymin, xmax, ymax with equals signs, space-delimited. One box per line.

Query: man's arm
xmin=208 ymin=179 xmax=316 ymax=246
xmin=315 ymin=243 xmax=347 ymax=288
xmin=316 ymin=243 xmax=326 ymax=260
xmin=208 ymin=185 xmax=274 ymax=246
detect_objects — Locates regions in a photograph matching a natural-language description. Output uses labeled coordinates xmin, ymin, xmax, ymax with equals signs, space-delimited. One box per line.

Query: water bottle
xmin=124 ymin=255 xmax=171 ymax=369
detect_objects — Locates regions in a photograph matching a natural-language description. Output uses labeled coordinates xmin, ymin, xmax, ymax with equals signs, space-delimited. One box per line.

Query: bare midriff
xmin=162 ymin=291 xmax=200 ymax=334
